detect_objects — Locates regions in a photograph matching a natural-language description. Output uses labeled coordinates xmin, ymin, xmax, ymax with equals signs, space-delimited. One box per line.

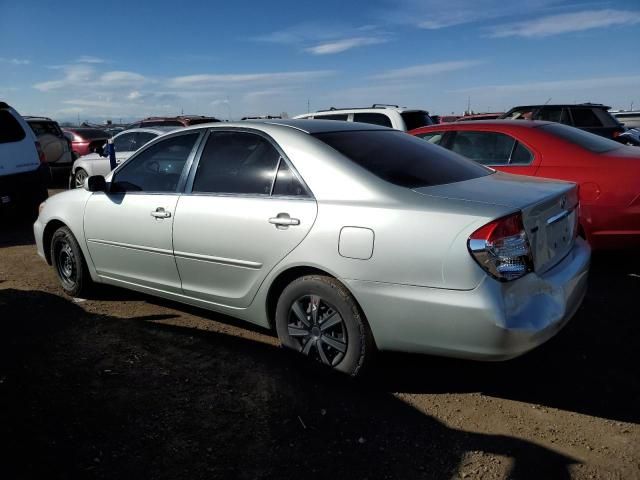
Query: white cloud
xmin=63 ymin=99 xmax=120 ymax=109
xmin=489 ymin=9 xmax=640 ymax=38
xmin=168 ymin=70 xmax=335 ymax=89
xmin=0 ymin=57 xmax=30 ymax=65
xmin=378 ymin=0 xmax=558 ymax=29
xmin=305 ymin=37 xmax=388 ymax=55
xmin=34 ymin=65 xmax=148 ymax=91
xmin=451 ymin=75 xmax=640 ymax=95
xmin=372 ymin=60 xmax=484 ymax=81
xmin=75 ymin=55 xmax=106 ymax=64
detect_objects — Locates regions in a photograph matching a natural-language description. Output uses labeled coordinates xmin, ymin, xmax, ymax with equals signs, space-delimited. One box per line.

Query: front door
xmin=173 ymin=130 xmax=317 ymax=308
xmin=84 ymin=131 xmax=202 ymax=292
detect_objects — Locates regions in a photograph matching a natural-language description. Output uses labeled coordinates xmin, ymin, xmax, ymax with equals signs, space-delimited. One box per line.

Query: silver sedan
xmin=34 ymin=120 xmax=590 ymax=375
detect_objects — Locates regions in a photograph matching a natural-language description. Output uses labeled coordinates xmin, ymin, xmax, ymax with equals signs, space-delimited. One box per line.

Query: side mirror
xmin=85 ymin=175 xmax=107 ymax=192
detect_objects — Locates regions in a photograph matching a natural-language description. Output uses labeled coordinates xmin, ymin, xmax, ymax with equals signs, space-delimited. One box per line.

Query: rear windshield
xmin=186 ymin=118 xmax=221 ymax=125
xmin=401 ymin=110 xmax=433 ymax=130
xmin=71 ymin=128 xmax=109 ymax=139
xmin=313 ymin=130 xmax=491 ymax=188
xmin=0 ymin=109 xmax=26 ymax=144
xmin=540 ymin=123 xmax=622 ymax=153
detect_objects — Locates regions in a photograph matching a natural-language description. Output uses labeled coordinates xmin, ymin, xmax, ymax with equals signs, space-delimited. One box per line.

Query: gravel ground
xmin=0 ymin=188 xmax=638 ymax=479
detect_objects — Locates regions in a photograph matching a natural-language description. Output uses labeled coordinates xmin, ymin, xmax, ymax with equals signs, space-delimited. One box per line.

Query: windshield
xmin=401 ymin=110 xmax=433 ymax=130
xmin=540 ymin=123 xmax=622 ymax=153
xmin=313 ymin=130 xmax=491 ymax=188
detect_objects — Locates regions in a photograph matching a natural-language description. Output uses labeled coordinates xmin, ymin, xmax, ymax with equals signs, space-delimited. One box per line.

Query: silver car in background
xmin=35 ymin=120 xmax=590 ymax=375
xmin=69 ymin=127 xmax=180 ymax=188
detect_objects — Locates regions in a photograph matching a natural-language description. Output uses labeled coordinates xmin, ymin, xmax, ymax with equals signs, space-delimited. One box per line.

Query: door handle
xmin=269 ymin=213 xmax=300 ymax=228
xmin=151 ymin=207 xmax=172 ymax=219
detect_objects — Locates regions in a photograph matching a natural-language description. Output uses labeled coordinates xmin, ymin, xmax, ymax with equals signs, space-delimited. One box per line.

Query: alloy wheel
xmin=287 ymin=295 xmax=348 ymax=366
xmin=74 ymin=169 xmax=88 ymax=189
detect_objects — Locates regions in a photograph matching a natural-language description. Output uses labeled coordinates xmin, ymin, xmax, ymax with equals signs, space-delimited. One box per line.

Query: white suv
xmin=294 ymin=104 xmax=434 ymax=131
xmin=0 ymin=101 xmax=49 ymax=217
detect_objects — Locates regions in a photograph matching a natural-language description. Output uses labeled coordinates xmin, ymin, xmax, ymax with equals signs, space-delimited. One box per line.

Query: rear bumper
xmin=346 ymin=237 xmax=590 ymax=360
xmin=0 ymin=165 xmax=49 ymax=212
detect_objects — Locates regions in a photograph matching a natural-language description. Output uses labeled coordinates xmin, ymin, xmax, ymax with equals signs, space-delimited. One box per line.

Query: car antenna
xmin=544 ymin=97 xmax=552 ymax=105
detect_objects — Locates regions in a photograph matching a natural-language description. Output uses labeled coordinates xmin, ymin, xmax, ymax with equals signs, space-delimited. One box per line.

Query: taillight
xmin=468 ymin=212 xmax=533 ymax=282
xmin=613 ymin=131 xmax=621 ymax=138
xmin=35 ymin=141 xmax=46 ymax=163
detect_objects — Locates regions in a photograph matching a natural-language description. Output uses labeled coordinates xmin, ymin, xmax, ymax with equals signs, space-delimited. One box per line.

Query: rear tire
xmin=275 ymin=275 xmax=375 ymax=376
xmin=50 ymin=226 xmax=92 ymax=297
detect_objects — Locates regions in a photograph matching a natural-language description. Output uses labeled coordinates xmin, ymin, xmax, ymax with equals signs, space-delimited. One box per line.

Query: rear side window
xmin=272 ymin=160 xmax=308 ymax=197
xmin=592 ymin=109 xmax=621 ymax=127
xmin=401 ymin=111 xmax=433 ymax=130
xmin=353 ymin=113 xmax=392 ymax=128
xmin=192 ymin=131 xmax=280 ymax=195
xmin=314 ymin=114 xmax=348 ymax=121
xmin=0 ymin=110 xmax=26 ymax=144
xmin=570 ymin=109 xmax=602 ymax=127
xmin=134 ymin=132 xmax=157 ymax=149
xmin=29 ymin=121 xmax=62 ymax=138
xmin=540 ymin=123 xmax=621 ymax=153
xmin=313 ymin=130 xmax=490 ymax=188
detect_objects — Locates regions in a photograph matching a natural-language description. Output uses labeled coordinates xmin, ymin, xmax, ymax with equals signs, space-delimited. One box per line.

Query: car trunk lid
xmin=413 ymin=172 xmax=579 ymax=274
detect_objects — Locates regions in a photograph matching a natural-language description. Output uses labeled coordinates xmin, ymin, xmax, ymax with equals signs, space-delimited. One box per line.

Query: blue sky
xmin=1 ymin=0 xmax=639 ymax=122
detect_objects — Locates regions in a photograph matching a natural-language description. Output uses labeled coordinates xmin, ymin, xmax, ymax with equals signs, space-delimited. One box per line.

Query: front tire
xmin=275 ymin=275 xmax=375 ymax=376
xmin=50 ymin=226 xmax=92 ymax=297
xmin=73 ymin=168 xmax=88 ymax=189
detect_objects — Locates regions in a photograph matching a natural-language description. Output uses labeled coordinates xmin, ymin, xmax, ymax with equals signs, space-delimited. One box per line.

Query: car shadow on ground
xmin=0 ymin=288 xmax=575 ymax=479
xmin=372 ymin=252 xmax=640 ymax=424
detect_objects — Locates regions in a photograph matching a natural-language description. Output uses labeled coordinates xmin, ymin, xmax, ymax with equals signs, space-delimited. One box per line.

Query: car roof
xmin=507 ymin=103 xmax=611 ymax=110
xmin=182 ymin=118 xmax=391 ymax=134
xmin=24 ymin=116 xmax=56 ymax=122
xmin=410 ymin=119 xmax=554 ymax=132
xmin=117 ymin=126 xmax=182 ymax=135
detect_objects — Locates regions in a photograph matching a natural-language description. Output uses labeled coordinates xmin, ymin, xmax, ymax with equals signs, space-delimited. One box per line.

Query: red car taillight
xmin=35 ymin=141 xmax=46 ymax=163
xmin=468 ymin=212 xmax=534 ymax=282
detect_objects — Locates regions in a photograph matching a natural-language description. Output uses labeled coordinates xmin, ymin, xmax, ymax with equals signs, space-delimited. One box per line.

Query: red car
xmin=63 ymin=127 xmax=110 ymax=158
xmin=410 ymin=120 xmax=640 ymax=250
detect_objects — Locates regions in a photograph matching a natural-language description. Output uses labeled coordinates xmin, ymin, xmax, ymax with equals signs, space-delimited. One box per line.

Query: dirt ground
xmin=0 ymin=187 xmax=639 ymax=479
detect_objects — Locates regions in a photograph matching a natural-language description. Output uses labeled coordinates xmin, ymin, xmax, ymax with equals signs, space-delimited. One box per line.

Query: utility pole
xmin=467 ymin=96 xmax=471 ymax=115
xmin=307 ymin=99 xmax=310 ymax=113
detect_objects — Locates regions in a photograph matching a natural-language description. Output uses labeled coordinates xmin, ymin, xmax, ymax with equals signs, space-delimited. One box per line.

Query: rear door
xmin=173 ymin=129 xmax=317 ymax=308
xmin=84 ymin=131 xmax=202 ymax=291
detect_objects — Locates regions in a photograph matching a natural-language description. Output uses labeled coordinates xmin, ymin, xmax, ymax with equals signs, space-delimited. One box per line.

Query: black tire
xmin=73 ymin=168 xmax=88 ymax=189
xmin=50 ymin=226 xmax=92 ymax=297
xmin=275 ymin=275 xmax=375 ymax=376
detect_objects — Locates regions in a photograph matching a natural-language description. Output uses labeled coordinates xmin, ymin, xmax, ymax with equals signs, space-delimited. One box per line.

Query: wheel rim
xmin=54 ymin=239 xmax=77 ymax=289
xmin=287 ymin=295 xmax=348 ymax=366
xmin=74 ymin=169 xmax=88 ymax=188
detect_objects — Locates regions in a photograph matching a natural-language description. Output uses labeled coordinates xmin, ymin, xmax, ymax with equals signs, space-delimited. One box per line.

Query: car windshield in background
xmin=540 ymin=123 xmax=622 ymax=153
xmin=401 ymin=110 xmax=433 ymax=130
xmin=313 ymin=130 xmax=491 ymax=188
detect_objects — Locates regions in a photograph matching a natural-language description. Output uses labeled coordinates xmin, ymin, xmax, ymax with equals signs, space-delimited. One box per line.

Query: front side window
xmin=134 ymin=132 xmax=158 ymax=150
xmin=449 ymin=131 xmax=515 ymax=165
xmin=313 ymin=130 xmax=490 ymax=188
xmin=111 ymin=133 xmax=199 ymax=192
xmin=192 ymin=131 xmax=280 ymax=195
xmin=353 ymin=113 xmax=393 ymax=128
xmin=113 ymin=133 xmax=136 ymax=152
xmin=415 ymin=132 xmax=445 ymax=145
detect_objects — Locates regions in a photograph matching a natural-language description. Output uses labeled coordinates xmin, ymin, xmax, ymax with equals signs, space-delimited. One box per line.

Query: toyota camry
xmin=34 ymin=120 xmax=590 ymax=375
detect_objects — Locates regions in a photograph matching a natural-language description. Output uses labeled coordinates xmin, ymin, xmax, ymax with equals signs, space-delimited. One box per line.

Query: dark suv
xmin=126 ymin=115 xmax=221 ymax=130
xmin=500 ymin=103 xmax=626 ymax=142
